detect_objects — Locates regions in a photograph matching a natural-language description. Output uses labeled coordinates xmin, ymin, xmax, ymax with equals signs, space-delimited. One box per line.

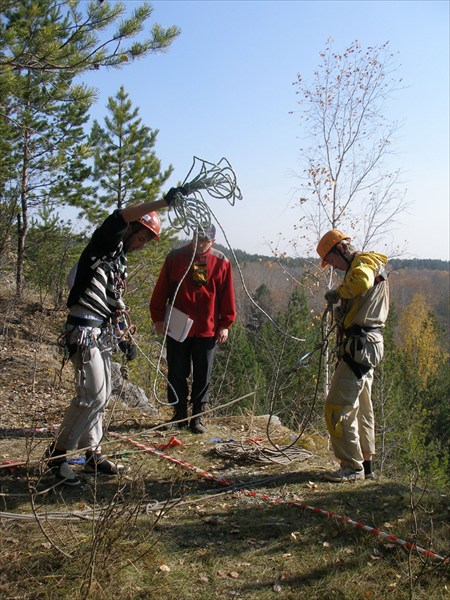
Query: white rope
xmin=168 ymin=156 xmax=242 ymax=237
xmin=213 ymin=440 xmax=312 ymax=465
xmin=128 ymin=156 xmax=306 ymax=415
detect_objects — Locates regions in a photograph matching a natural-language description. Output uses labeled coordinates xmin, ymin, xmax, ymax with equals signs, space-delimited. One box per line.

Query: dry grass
xmin=0 ymin=294 xmax=448 ymax=599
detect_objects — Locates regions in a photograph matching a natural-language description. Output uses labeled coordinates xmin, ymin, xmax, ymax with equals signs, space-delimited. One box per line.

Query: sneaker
xmin=365 ymin=472 xmax=377 ymax=480
xmin=324 ymin=467 xmax=365 ymax=482
xmin=45 ymin=444 xmax=81 ymax=487
xmin=53 ymin=460 xmax=82 ymax=487
xmin=190 ymin=417 xmax=206 ymax=434
xmin=84 ymin=453 xmax=125 ymax=475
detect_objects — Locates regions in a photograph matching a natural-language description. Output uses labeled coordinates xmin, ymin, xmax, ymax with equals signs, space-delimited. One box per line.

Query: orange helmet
xmin=137 ymin=211 xmax=161 ymax=240
xmin=317 ymin=229 xmax=351 ymax=268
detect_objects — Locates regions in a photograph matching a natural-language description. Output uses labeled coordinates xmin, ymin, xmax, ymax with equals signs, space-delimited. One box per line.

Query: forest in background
xmin=1 ymin=5 xmax=449 ymax=596
xmin=219 ymin=248 xmax=450 ymax=332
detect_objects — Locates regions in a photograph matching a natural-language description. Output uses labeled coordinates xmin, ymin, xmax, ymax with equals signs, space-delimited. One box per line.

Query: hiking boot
xmin=160 ymin=416 xmax=188 ymax=431
xmin=84 ymin=452 xmax=125 ymax=475
xmin=324 ymin=467 xmax=365 ymax=483
xmin=190 ymin=417 xmax=206 ymax=434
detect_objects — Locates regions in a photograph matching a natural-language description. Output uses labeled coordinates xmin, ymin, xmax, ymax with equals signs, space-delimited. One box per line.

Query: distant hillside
xmin=213 ymin=246 xmax=449 ymax=332
xmin=388 ymin=258 xmax=449 ymax=271
xmin=216 ymin=245 xmax=449 ymax=272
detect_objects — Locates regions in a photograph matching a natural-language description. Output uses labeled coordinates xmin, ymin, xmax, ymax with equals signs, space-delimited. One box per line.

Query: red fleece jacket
xmin=150 ymin=243 xmax=236 ymax=338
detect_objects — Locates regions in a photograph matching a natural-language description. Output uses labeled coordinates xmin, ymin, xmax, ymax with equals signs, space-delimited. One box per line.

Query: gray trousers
xmin=55 ymin=327 xmax=112 ymax=453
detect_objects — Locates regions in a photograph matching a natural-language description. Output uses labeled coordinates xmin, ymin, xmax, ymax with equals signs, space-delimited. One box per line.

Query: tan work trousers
xmin=55 ymin=327 xmax=112 ymax=453
xmin=325 ymin=360 xmax=375 ymax=472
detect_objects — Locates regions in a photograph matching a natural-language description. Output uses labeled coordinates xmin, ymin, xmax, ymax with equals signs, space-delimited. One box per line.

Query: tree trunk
xmin=15 ymin=214 xmax=25 ymax=300
xmin=15 ymin=127 xmax=30 ymax=301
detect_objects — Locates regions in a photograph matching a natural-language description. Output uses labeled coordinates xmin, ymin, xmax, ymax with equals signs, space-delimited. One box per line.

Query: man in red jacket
xmin=150 ymin=224 xmax=236 ymax=433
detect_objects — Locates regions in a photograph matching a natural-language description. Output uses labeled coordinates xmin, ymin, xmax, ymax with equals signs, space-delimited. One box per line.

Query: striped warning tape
xmin=110 ymin=431 xmax=449 ymax=565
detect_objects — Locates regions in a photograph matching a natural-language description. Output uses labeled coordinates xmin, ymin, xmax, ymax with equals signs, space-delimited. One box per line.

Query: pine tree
xmin=2 ymin=1 xmax=94 ymax=298
xmin=86 ymin=86 xmax=173 ymax=222
xmin=0 ymin=0 xmax=180 ymax=298
xmin=211 ymin=322 xmax=266 ymax=415
xmin=25 ymin=205 xmax=85 ymax=306
xmin=248 ymin=285 xmax=321 ymax=429
xmin=0 ymin=97 xmax=18 ymax=270
xmin=376 ymin=298 xmax=449 ymax=485
xmin=247 ymin=283 xmax=274 ymax=334
xmin=0 ymin=1 xmax=180 ymax=82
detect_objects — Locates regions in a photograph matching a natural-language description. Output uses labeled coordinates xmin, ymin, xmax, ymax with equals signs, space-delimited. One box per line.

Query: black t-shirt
xmin=67 ymin=210 xmax=128 ymax=320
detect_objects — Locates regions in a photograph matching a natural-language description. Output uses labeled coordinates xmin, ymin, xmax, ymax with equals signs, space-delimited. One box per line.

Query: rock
xmin=110 ymin=362 xmax=158 ymax=414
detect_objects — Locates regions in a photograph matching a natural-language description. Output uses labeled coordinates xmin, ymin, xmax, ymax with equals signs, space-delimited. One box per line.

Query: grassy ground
xmin=1 ymin=418 xmax=448 ymax=600
xmin=0 ymin=296 xmax=448 ymax=599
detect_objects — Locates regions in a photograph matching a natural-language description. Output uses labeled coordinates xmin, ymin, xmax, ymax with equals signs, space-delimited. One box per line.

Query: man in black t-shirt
xmin=46 ymin=188 xmax=186 ymax=486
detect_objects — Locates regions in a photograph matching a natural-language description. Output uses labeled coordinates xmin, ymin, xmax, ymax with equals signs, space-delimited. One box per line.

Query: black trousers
xmin=166 ymin=336 xmax=216 ymax=416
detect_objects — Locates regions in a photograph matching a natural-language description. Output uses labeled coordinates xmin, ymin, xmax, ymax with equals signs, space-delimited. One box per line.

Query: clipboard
xmin=164 ymin=305 xmax=193 ymax=342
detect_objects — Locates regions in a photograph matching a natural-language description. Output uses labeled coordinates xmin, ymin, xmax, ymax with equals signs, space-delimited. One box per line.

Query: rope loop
xmin=168 ymin=156 xmax=242 ymax=237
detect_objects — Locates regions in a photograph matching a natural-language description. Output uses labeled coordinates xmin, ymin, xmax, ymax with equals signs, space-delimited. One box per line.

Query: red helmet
xmin=137 ymin=211 xmax=161 ymax=240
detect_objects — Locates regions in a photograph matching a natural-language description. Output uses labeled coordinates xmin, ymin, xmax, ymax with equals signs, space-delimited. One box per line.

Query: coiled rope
xmin=168 ymin=156 xmax=243 ymax=237
xmin=213 ymin=440 xmax=312 ymax=465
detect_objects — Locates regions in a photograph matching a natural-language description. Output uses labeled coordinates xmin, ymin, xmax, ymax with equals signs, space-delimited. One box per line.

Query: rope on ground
xmin=213 ymin=440 xmax=312 ymax=465
xmin=0 ymin=391 xmax=259 ymax=474
xmin=111 ymin=432 xmax=449 ymax=565
xmin=0 ymin=473 xmax=290 ymax=521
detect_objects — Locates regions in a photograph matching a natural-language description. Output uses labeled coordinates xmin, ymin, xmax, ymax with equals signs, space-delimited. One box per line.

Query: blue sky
xmin=81 ymin=0 xmax=449 ymax=260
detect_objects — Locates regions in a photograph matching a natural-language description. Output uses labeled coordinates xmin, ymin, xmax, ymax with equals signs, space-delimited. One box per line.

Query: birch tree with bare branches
xmin=289 ymin=39 xmax=408 ymax=395
xmin=290 ymin=39 xmax=408 ymax=254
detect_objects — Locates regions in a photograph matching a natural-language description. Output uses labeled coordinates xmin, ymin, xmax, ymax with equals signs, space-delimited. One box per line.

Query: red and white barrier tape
xmin=110 ymin=431 xmax=449 ymax=565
